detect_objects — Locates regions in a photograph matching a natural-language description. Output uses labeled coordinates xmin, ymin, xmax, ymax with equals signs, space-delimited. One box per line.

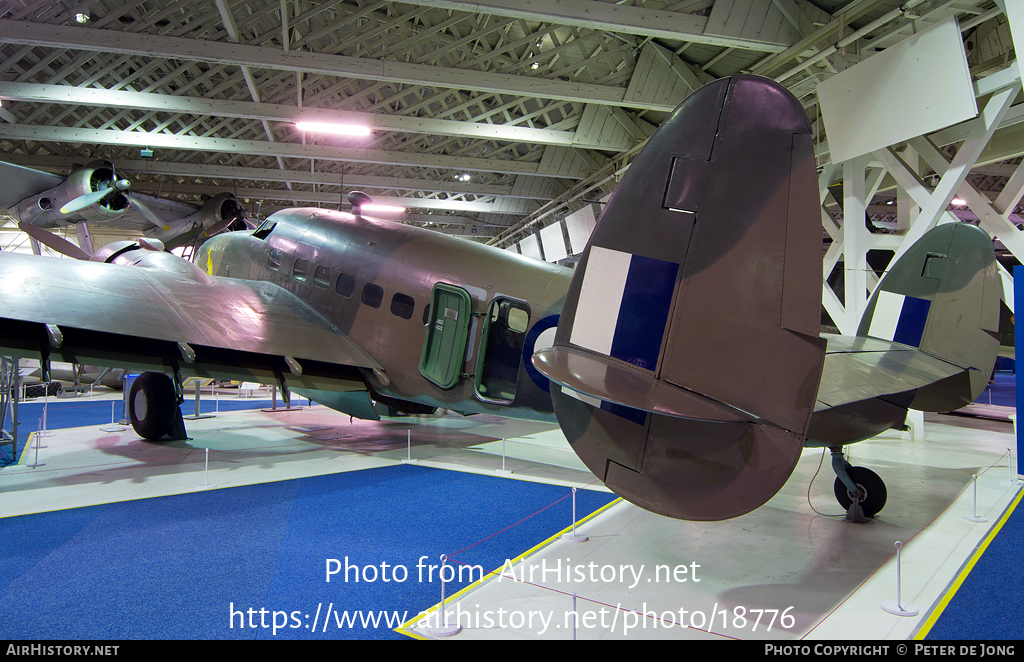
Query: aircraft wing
xmin=814 ymin=333 xmax=967 ymax=411
xmin=0 ymin=251 xmax=381 ymax=391
xmin=0 ymin=161 xmax=63 ymax=208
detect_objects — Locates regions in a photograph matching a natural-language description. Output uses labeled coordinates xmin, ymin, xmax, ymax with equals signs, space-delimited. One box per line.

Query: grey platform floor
xmin=0 ymin=391 xmax=1019 ymax=641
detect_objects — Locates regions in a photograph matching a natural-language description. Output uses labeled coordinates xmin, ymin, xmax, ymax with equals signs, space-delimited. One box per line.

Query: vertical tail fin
xmin=857 ymin=222 xmax=1001 ymax=410
xmin=533 ymin=75 xmax=825 ymax=520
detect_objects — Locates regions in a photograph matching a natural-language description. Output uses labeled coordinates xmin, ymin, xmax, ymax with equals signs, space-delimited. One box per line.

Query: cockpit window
xmin=253 ymin=219 xmax=276 ymax=240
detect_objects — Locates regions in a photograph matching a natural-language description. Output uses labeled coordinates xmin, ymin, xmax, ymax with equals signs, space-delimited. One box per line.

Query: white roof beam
xmin=0 ymin=82 xmax=615 ymax=149
xmin=129 ymin=182 xmax=535 ymax=215
xmin=405 ymin=0 xmax=790 ymax=52
xmin=0 ymin=154 xmax=553 ymax=200
xmin=0 ymin=123 xmax=564 ymax=178
xmin=0 ymin=19 xmax=677 ymax=111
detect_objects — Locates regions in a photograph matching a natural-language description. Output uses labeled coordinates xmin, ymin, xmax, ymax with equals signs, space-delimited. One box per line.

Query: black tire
xmin=834 ymin=466 xmax=887 ymax=518
xmin=128 ymin=372 xmax=178 ymax=440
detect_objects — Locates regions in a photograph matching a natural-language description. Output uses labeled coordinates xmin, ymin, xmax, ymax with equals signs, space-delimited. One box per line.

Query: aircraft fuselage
xmin=200 ymin=208 xmax=571 ymax=422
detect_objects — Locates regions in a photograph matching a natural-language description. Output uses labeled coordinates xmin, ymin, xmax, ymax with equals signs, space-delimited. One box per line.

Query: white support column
xmin=895 ymin=145 xmax=921 ymax=235
xmin=842 ymin=155 xmax=871 ymax=334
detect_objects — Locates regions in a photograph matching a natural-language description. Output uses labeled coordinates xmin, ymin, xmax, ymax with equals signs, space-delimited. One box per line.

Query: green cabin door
xmin=419 ymin=283 xmax=473 ymax=389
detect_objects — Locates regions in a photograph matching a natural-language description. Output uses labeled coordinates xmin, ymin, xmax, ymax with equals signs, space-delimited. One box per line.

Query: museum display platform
xmin=0 ymin=390 xmax=1018 ymax=640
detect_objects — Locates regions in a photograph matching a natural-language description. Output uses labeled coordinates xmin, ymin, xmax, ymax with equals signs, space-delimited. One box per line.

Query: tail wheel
xmin=834 ymin=466 xmax=887 ymax=518
xmin=128 ymin=372 xmax=178 ymax=440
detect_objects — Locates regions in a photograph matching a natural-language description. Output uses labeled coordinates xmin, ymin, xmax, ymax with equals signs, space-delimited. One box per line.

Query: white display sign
xmin=818 ymin=17 xmax=977 ymax=164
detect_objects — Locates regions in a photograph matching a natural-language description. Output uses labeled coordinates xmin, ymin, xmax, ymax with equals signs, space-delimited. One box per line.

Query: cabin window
xmin=391 ymin=293 xmax=415 ymax=320
xmin=336 ymin=273 xmax=355 ymax=298
xmin=313 ymin=265 xmax=330 ymax=289
xmin=292 ymin=258 xmax=310 ymax=283
xmin=362 ymin=283 xmax=384 ymax=309
xmin=268 ymin=248 xmax=282 ymax=270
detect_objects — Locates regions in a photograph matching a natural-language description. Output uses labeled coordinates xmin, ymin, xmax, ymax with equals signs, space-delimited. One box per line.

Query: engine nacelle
xmin=90 ymin=239 xmax=213 ymax=285
xmin=151 ymin=191 xmax=246 ymax=249
xmin=199 ymin=191 xmax=246 ymax=234
xmin=15 ymin=161 xmax=127 ymax=227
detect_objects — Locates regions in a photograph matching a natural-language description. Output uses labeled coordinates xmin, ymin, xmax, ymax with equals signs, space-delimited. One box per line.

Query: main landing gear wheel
xmin=128 ymin=372 xmax=179 ymax=440
xmin=834 ymin=466 xmax=887 ymax=518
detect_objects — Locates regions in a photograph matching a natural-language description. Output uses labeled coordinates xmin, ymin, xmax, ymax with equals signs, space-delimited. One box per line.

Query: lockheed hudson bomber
xmin=0 ymin=76 xmax=1000 ymax=522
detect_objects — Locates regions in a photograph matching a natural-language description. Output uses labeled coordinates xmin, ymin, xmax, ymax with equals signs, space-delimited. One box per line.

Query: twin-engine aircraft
xmin=0 ymin=160 xmax=250 ymax=257
xmin=0 ymin=75 xmax=1000 ymax=522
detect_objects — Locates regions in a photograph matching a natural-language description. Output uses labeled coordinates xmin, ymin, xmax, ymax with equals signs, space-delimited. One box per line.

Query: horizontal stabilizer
xmin=814 ymin=334 xmax=965 ymax=411
xmin=533 ymin=345 xmax=751 ymax=423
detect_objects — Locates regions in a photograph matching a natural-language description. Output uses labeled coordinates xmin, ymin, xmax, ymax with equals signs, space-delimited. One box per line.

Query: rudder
xmin=533 ymin=75 xmax=825 ymax=520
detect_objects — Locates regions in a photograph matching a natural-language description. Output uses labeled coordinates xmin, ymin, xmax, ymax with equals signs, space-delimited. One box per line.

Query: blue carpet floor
xmin=924 ymin=489 xmax=1024 ymax=640
xmin=0 ymin=464 xmax=617 ymax=640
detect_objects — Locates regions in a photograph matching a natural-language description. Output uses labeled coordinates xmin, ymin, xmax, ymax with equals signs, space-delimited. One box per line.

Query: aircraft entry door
xmin=419 ymin=283 xmax=473 ymax=389
xmin=474 ymin=297 xmax=530 ymax=404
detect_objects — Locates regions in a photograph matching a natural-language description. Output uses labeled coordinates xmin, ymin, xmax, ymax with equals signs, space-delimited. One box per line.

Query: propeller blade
xmin=59 ymin=188 xmax=113 ymax=215
xmin=18 ymin=222 xmax=91 ymax=260
xmin=202 ymin=218 xmax=235 ymax=237
xmin=125 ymin=192 xmax=170 ymax=231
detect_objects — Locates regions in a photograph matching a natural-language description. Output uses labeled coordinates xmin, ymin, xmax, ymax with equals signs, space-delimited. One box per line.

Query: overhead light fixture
xmin=530 ymin=62 xmax=540 ymax=70
xmin=295 ymin=121 xmax=372 ymax=137
xmin=75 ymin=13 xmax=89 ymax=23
xmin=459 ymin=173 xmax=471 ymax=182
xmin=951 ymin=197 xmax=966 ymax=206
xmin=361 ymin=203 xmax=405 ymax=213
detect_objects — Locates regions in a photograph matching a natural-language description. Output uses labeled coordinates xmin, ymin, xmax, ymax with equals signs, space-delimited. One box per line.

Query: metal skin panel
xmin=542 ymin=75 xmax=826 ymax=521
xmin=533 ymin=345 xmax=751 ymax=423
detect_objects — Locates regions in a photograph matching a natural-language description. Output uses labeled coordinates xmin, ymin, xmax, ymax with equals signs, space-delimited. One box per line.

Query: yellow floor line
xmin=395 ymin=496 xmax=622 ymax=639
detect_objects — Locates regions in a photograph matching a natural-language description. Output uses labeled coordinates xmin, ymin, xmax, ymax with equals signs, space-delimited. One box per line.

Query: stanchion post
xmin=881 ymin=541 xmax=918 ymax=616
xmin=424 ymin=555 xmax=461 ymax=637
xmin=963 ymin=473 xmax=988 ymax=523
xmin=25 ymin=421 xmax=45 ymax=468
xmin=561 ymin=487 xmax=589 ymax=543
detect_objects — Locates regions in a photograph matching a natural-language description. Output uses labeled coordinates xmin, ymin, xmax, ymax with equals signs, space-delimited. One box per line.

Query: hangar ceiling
xmin=0 ymin=0 xmax=1017 ymax=251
